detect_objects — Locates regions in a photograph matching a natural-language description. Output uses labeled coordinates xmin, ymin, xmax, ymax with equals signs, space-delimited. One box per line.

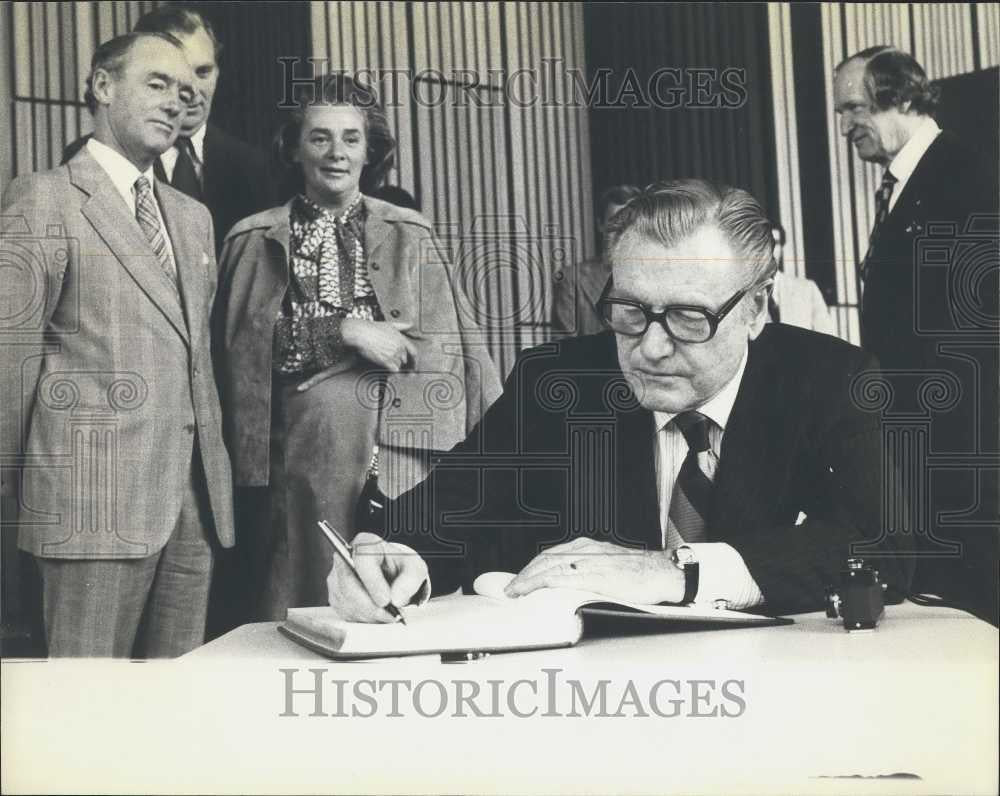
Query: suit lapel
xmin=158 ymin=183 xmax=205 ymax=344
xmin=201 ymin=124 xmax=220 ymax=205
xmin=262 ymin=205 xmax=292 ymax=288
xmin=587 ymin=333 xmax=660 ymax=551
xmin=881 ymin=133 xmax=948 ymax=235
xmin=615 ymin=397 xmax=661 ymax=550
xmin=710 ymin=335 xmax=783 ymax=538
xmin=364 ymin=200 xmax=392 ymax=263
xmin=70 ymin=152 xmax=190 ymax=345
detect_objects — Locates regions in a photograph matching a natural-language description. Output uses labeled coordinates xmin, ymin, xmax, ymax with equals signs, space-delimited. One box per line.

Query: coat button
xmin=184 ymin=423 xmax=196 ymax=434
xmin=392 ymin=398 xmax=401 ymax=408
xmin=390 ymin=309 xmax=400 ymax=318
xmin=371 ymin=263 xmax=380 ymax=271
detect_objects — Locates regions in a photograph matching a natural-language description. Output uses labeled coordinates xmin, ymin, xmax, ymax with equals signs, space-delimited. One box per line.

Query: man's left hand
xmin=504 ymin=538 xmax=685 ymax=605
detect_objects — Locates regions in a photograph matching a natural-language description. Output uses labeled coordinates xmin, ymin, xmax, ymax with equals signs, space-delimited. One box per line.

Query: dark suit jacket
xmin=200 ymin=124 xmax=274 ymax=251
xmin=387 ymin=325 xmax=913 ymax=615
xmin=62 ymin=124 xmax=274 ymax=253
xmin=862 ymin=130 xmax=998 ymax=369
xmin=861 ymin=129 xmax=999 ymax=623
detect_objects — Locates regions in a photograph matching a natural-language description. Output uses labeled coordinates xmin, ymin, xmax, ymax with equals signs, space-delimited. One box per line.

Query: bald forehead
xmin=835 ymin=56 xmax=866 ymax=77
xmin=124 ymin=34 xmax=187 ymax=65
xmin=174 ymin=27 xmax=218 ymax=67
xmin=122 ymin=36 xmax=194 ymax=88
xmin=834 ymin=58 xmax=868 ymax=100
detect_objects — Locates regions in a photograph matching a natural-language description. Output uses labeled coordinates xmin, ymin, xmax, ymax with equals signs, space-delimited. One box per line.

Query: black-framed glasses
xmin=596 ymin=277 xmax=755 ymax=343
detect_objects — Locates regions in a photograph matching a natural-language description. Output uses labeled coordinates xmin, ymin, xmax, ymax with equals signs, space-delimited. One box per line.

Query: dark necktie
xmin=860 ymin=169 xmax=897 ymax=280
xmin=171 ymin=137 xmax=203 ymax=201
xmin=666 ymin=411 xmax=717 ymax=546
xmin=134 ymin=176 xmax=178 ymax=289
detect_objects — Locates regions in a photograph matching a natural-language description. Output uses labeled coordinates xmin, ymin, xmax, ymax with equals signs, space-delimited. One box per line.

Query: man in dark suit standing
xmin=834 ymin=47 xmax=999 ymax=623
xmin=322 ymin=180 xmax=913 ymax=621
xmin=1 ymin=32 xmax=235 ymax=656
xmin=62 ymin=5 xmax=273 ymax=251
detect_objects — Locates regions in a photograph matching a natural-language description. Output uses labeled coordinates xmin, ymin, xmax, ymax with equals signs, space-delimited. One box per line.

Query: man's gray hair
xmin=605 ymin=178 xmax=777 ymax=286
xmin=83 ymin=31 xmax=183 ymax=114
xmin=835 ymin=45 xmax=940 ymax=115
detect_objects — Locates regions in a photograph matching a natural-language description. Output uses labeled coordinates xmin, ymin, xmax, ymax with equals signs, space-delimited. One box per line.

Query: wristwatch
xmin=671 ymin=545 xmax=699 ymax=605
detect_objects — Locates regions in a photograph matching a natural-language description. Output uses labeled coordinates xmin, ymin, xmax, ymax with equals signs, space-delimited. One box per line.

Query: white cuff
xmin=686 ymin=543 xmax=764 ymax=609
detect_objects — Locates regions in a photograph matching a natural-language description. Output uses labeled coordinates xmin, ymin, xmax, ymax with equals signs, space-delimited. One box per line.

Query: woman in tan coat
xmin=215 ymin=73 xmax=501 ymax=618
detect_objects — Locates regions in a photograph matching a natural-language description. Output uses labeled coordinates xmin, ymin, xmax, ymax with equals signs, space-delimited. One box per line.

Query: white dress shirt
xmin=770 ymin=271 xmax=836 ymax=336
xmin=86 ymin=138 xmax=178 ymax=268
xmin=653 ymin=348 xmax=764 ymax=609
xmin=159 ymin=122 xmax=206 ymax=183
xmin=886 ymin=116 xmax=941 ymax=214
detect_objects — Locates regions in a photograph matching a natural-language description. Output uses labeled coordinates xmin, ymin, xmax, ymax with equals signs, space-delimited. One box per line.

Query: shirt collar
xmin=653 ymin=347 xmax=749 ymax=434
xmin=85 ymin=137 xmax=157 ymax=209
xmin=888 ymin=116 xmax=940 ymax=184
xmin=187 ymin=123 xmax=207 ymax=162
xmin=295 ymin=192 xmax=365 ymax=223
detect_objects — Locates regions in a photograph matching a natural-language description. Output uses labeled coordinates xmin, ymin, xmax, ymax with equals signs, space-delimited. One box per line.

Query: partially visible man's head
xmin=603 ymin=179 xmax=774 ymax=413
xmin=85 ymin=33 xmax=193 ymax=169
xmin=597 ymin=184 xmax=642 ymax=238
xmin=833 ymin=46 xmax=939 ymax=165
xmin=135 ymin=5 xmax=221 ymax=136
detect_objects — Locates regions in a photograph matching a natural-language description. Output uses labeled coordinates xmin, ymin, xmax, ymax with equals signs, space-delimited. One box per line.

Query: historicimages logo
xmin=280 ymin=668 xmax=746 ymax=719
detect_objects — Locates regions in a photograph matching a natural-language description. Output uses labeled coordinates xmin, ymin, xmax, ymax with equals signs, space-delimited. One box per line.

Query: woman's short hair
xmin=274 ymin=72 xmax=396 ymax=194
xmin=605 ymin=178 xmax=777 ymax=286
xmin=842 ymin=46 xmax=941 ymax=115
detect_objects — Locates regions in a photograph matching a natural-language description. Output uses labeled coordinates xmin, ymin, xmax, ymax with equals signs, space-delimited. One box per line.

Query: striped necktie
xmin=134 ymin=176 xmax=177 ymax=287
xmin=860 ymin=169 xmax=897 ymax=280
xmin=665 ymin=411 xmax=718 ymax=547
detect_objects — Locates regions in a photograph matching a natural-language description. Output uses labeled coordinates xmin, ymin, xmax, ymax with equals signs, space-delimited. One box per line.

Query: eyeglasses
xmin=596 ymin=278 xmax=756 ymax=344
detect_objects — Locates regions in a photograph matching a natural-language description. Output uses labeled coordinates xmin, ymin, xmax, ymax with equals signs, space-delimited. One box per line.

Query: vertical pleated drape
xmin=312 ymin=1 xmax=594 ymax=377
xmin=583 ymin=2 xmax=781 ymax=224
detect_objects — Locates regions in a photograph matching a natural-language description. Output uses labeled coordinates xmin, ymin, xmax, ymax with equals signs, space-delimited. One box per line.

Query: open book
xmin=279 ymin=572 xmax=791 ymax=659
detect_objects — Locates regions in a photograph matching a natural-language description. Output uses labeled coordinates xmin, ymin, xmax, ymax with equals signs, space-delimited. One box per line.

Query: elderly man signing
xmin=326 ymin=179 xmax=913 ymax=621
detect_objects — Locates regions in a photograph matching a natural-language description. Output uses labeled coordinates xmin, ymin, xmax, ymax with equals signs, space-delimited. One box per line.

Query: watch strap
xmin=673 ymin=547 xmax=700 ymax=604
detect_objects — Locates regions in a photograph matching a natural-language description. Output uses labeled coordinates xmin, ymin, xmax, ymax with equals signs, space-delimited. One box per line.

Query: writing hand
xmin=326 ymin=532 xmax=430 ymax=623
